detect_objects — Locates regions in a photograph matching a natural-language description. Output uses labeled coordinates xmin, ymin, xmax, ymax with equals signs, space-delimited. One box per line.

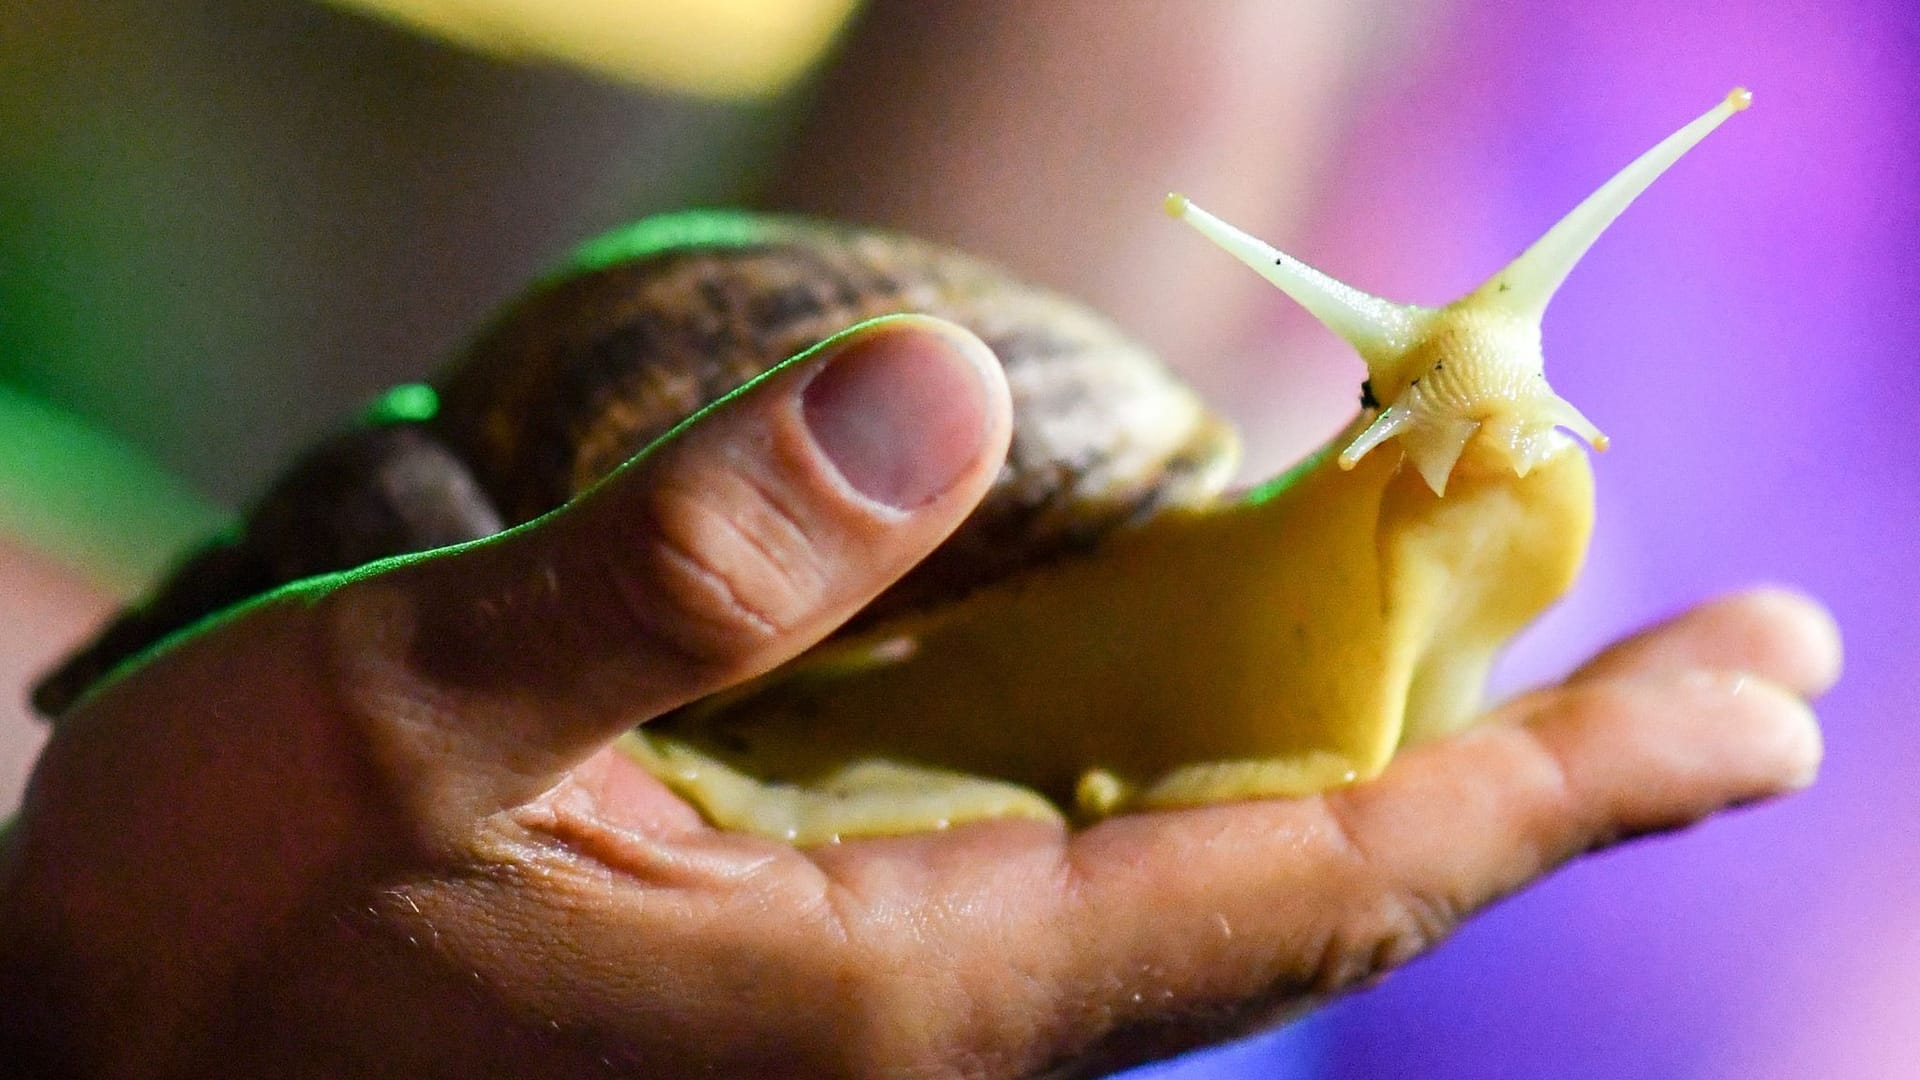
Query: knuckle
xmin=616 ymin=474 xmax=830 ymax=665
xmin=1378 ymin=887 xmax=1454 ymax=969
xmin=1509 ymin=688 xmax=1617 ymax=849
xmin=1311 ymin=890 xmax=1451 ymax=995
xmin=1311 ymin=794 xmax=1458 ymax=994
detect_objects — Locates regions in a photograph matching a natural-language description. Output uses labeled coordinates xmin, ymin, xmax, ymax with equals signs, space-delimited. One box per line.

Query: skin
xmin=0 ymin=537 xmax=113 ymax=805
xmin=0 ymin=316 xmax=1835 ymax=1078
xmin=0 ymin=3 xmax=1839 ymax=1076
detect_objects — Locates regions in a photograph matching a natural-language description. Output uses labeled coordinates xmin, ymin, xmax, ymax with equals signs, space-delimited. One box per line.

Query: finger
xmin=1038 ymin=670 xmax=1820 ymax=1071
xmin=1568 ymin=587 xmax=1842 ymax=697
xmin=323 ymin=315 xmax=1012 ymax=804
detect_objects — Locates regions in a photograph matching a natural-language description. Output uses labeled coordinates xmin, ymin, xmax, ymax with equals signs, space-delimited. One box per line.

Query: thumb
xmin=324 ymin=314 xmax=1011 ymax=810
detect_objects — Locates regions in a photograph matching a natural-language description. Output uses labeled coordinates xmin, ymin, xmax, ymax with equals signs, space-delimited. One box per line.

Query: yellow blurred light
xmin=326 ymin=0 xmax=862 ymax=99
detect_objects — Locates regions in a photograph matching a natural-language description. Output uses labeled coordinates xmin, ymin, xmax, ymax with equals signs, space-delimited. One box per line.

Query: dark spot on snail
xmin=1359 ymin=379 xmax=1380 ymax=410
xmin=746 ymin=282 xmax=830 ymax=335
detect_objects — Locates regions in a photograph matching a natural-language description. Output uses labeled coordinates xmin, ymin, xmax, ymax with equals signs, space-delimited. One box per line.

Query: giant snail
xmin=36 ymin=90 xmax=1752 ymax=844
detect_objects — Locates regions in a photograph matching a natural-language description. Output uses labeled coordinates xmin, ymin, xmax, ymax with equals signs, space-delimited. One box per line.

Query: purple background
xmin=1141 ymin=2 xmax=1920 ymax=1078
xmin=3 ymin=3 xmax=1912 ymax=1076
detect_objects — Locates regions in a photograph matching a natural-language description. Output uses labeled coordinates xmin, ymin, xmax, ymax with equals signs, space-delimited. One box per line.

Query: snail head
xmin=1169 ymin=87 xmax=1752 ymax=495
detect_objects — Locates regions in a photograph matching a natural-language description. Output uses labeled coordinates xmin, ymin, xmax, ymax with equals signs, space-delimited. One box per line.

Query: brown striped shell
xmin=432 ymin=213 xmax=1238 ymax=622
xmin=34 ymin=212 xmax=1238 ymax=714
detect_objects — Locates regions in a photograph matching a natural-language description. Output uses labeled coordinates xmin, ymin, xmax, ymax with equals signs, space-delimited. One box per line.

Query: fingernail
xmin=802 ymin=316 xmax=996 ymax=510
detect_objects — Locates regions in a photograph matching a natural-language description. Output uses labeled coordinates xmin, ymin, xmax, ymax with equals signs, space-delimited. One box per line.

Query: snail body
xmin=631 ymin=90 xmax=1750 ymax=841
xmin=38 ymin=93 xmax=1750 ymax=846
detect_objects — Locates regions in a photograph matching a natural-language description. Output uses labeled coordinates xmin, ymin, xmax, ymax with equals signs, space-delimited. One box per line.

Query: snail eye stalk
xmin=1162 ymin=192 xmax=1432 ymax=368
xmin=1167 ymin=88 xmax=1751 ymax=495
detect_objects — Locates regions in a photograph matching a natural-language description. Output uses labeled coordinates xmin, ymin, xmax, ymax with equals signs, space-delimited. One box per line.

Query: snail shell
xmin=35 ymin=212 xmax=1237 ymax=714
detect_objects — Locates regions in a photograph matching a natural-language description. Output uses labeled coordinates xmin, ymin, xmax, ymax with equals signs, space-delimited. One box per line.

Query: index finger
xmin=1031 ymin=670 xmax=1819 ymax=1074
xmin=1568 ymin=588 xmax=1842 ymax=697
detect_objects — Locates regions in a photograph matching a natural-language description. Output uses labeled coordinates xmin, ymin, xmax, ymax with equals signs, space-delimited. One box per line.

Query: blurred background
xmin=1 ymin=1 xmax=1914 ymax=1077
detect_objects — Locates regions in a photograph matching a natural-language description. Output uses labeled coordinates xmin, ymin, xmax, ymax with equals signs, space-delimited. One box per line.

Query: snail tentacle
xmin=1171 ymin=89 xmax=1749 ymax=495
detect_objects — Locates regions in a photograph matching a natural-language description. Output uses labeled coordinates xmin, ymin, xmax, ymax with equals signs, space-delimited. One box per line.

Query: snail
xmin=35 ymin=90 xmax=1750 ymax=845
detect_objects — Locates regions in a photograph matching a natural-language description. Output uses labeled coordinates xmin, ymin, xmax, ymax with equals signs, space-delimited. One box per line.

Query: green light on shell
xmin=560 ymin=209 xmax=825 ymax=278
xmin=365 ymin=383 xmax=440 ymax=424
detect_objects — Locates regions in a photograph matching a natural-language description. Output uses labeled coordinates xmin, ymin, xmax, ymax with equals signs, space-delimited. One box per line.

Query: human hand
xmin=0 ymin=315 xmax=1834 ymax=1078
